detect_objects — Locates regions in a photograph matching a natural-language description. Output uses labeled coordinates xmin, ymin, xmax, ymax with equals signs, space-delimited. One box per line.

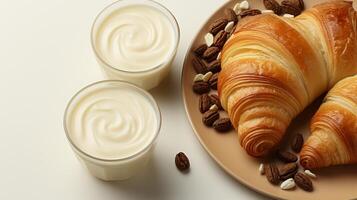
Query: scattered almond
xmin=217 ymin=52 xmax=222 ymax=60
xmin=193 ymin=74 xmax=204 ymax=83
xmin=204 ymin=33 xmax=214 ymax=47
xmin=283 ymin=14 xmax=294 ymax=18
xmin=259 ymin=163 xmax=265 ymax=175
xmin=304 ymin=170 xmax=317 ymax=179
xmin=239 ymin=1 xmax=250 ymax=10
xmin=233 ymin=3 xmax=241 ymax=14
xmin=262 ymin=10 xmax=275 ymax=14
xmin=224 ymin=21 xmax=235 ymax=33
xmin=280 ymin=178 xmax=296 ymax=190
xmin=209 ymin=104 xmax=219 ymax=112
xmin=202 ymin=72 xmax=213 ymax=82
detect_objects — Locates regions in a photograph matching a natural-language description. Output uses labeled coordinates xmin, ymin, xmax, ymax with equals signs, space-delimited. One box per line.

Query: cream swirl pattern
xmin=67 ymin=83 xmax=158 ymax=160
xmin=94 ymin=5 xmax=176 ymax=72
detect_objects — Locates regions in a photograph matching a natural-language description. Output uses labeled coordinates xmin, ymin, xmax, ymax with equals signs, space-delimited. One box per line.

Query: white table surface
xmin=0 ymin=0 xmax=270 ymax=199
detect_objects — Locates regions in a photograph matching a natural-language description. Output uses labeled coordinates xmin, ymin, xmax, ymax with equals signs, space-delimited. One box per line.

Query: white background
xmin=0 ymin=0 xmax=269 ymax=199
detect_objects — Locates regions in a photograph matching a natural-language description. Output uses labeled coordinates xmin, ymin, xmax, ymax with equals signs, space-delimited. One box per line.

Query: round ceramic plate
xmin=181 ymin=0 xmax=357 ymax=199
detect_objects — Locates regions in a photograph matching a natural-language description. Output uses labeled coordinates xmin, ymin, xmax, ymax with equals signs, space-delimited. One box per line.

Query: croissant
xmin=300 ymin=75 xmax=357 ymax=169
xmin=218 ymin=1 xmax=357 ymax=157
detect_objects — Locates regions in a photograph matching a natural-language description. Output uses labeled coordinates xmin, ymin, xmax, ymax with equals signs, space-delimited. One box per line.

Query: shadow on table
xmin=97 ymin=156 xmax=173 ymax=200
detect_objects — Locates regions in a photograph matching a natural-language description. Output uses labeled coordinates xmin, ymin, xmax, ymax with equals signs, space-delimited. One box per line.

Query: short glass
xmin=91 ymin=0 xmax=180 ymax=90
xmin=63 ymin=80 xmax=161 ymax=181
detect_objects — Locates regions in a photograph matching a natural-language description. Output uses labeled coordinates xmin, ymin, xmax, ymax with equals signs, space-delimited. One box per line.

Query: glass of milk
xmin=63 ymin=80 xmax=161 ymax=181
xmin=91 ymin=0 xmax=180 ymax=90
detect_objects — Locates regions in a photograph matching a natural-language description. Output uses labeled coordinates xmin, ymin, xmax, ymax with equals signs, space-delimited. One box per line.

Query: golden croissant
xmin=218 ymin=1 xmax=357 ymax=157
xmin=300 ymin=75 xmax=357 ymax=169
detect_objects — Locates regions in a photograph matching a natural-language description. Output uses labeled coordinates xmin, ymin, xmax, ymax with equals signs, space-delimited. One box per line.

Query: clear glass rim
xmin=90 ymin=0 xmax=180 ymax=74
xmin=63 ymin=80 xmax=162 ymax=162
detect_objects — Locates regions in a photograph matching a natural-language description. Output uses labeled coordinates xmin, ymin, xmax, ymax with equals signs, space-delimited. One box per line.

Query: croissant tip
xmin=300 ymin=146 xmax=321 ymax=169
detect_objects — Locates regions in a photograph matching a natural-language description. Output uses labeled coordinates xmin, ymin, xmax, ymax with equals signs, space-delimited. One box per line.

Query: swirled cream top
xmin=67 ymin=83 xmax=158 ymax=160
xmin=94 ymin=5 xmax=176 ymax=72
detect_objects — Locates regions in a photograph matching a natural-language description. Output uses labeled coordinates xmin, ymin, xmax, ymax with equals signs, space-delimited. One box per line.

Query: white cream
xmin=67 ymin=83 xmax=158 ymax=160
xmin=94 ymin=5 xmax=176 ymax=72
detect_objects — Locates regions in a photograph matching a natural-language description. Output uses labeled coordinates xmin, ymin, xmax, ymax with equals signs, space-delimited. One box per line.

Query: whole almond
xmin=207 ymin=60 xmax=221 ymax=73
xmin=209 ymin=73 xmax=219 ymax=90
xmin=304 ymin=170 xmax=317 ymax=179
xmin=281 ymin=0 xmax=302 ymax=16
xmin=225 ymin=8 xmax=238 ymax=24
xmin=213 ymin=118 xmax=232 ymax=132
xmin=209 ymin=94 xmax=222 ymax=110
xmin=192 ymin=81 xmax=210 ymax=94
xmin=194 ymin=44 xmax=208 ymax=57
xmin=209 ymin=18 xmax=228 ymax=35
xmin=264 ymin=163 xmax=280 ymax=185
xmin=279 ymin=163 xmax=298 ymax=180
xmin=213 ymin=30 xmax=228 ymax=49
xmin=239 ymin=9 xmax=262 ymax=18
xmin=277 ymin=150 xmax=298 ymax=163
xmin=192 ymin=56 xmax=207 ymax=74
xmin=294 ymin=172 xmax=313 ymax=192
xmin=199 ymin=94 xmax=212 ymax=113
xmin=203 ymin=47 xmax=220 ymax=62
xmin=291 ymin=133 xmax=304 ymax=153
xmin=263 ymin=0 xmax=282 ymax=15
xmin=202 ymin=109 xmax=219 ymax=127
xmin=280 ymin=178 xmax=296 ymax=190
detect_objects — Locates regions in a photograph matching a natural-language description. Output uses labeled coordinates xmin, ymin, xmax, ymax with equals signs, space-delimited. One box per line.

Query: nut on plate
xmin=193 ymin=81 xmax=210 ymax=94
xmin=192 ymin=56 xmax=207 ymax=74
xmin=199 ymin=94 xmax=212 ymax=113
xmin=263 ymin=0 xmax=282 ymax=15
xmin=264 ymin=163 xmax=280 ymax=185
xmin=294 ymin=172 xmax=313 ymax=192
xmin=209 ymin=18 xmax=228 ymax=35
xmin=202 ymin=109 xmax=219 ymax=126
xmin=213 ymin=118 xmax=232 ymax=132
xmin=239 ymin=9 xmax=262 ymax=18
xmin=277 ymin=150 xmax=298 ymax=163
xmin=203 ymin=47 xmax=220 ymax=62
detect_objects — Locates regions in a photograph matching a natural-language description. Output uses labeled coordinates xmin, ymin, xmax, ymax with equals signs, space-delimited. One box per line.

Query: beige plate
xmin=181 ymin=0 xmax=357 ymax=199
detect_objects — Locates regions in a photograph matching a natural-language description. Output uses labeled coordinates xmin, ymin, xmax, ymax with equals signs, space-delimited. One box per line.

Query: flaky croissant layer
xmin=218 ymin=1 xmax=357 ymax=157
xmin=300 ymin=75 xmax=357 ymax=169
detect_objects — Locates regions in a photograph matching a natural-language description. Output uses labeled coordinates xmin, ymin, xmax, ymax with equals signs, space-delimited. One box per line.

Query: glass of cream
xmin=63 ymin=81 xmax=161 ymax=181
xmin=91 ymin=0 xmax=180 ymax=90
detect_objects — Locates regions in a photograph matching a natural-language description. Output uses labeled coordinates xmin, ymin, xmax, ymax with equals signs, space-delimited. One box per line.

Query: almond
xmin=280 ymin=178 xmax=296 ymax=190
